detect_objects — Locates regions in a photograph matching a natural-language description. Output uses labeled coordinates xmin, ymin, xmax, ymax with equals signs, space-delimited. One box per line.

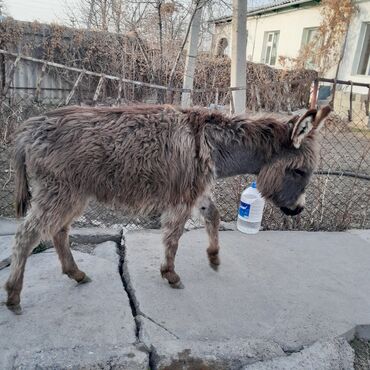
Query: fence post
xmin=348 ymin=81 xmax=353 ymax=122
xmin=116 ymin=78 xmax=123 ymax=105
xmin=93 ymin=75 xmax=105 ymax=105
xmin=65 ymin=71 xmax=85 ymax=105
xmin=310 ymin=79 xmax=319 ymax=109
xmin=329 ymin=79 xmax=337 ymax=109
xmin=34 ymin=62 xmax=47 ymax=102
xmin=255 ymin=86 xmax=261 ymax=112
xmin=284 ymin=81 xmax=292 ymax=114
xmin=1 ymin=55 xmax=21 ymax=100
xmin=230 ymin=0 xmax=247 ymax=114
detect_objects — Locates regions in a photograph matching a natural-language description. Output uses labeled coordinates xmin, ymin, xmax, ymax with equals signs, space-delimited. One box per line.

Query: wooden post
xmin=34 ymin=62 xmax=47 ymax=102
xmin=116 ymin=78 xmax=123 ymax=105
xmin=93 ymin=75 xmax=105 ymax=104
xmin=65 ymin=71 xmax=85 ymax=105
xmin=284 ymin=81 xmax=292 ymax=114
xmin=1 ymin=55 xmax=21 ymax=98
xmin=255 ymin=86 xmax=261 ymax=112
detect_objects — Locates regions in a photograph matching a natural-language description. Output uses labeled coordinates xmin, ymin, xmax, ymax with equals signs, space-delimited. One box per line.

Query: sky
xmin=4 ymin=0 xmax=77 ymax=24
xmin=4 ymin=0 xmax=275 ymax=25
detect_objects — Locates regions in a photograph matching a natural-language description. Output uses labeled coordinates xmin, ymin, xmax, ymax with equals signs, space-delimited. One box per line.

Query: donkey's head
xmin=257 ymin=106 xmax=331 ymax=216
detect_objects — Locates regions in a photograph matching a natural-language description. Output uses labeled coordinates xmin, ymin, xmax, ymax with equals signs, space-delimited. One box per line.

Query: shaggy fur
xmin=5 ymin=104 xmax=330 ymax=313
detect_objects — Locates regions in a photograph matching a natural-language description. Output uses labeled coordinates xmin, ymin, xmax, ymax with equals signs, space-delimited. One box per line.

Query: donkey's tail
xmin=14 ymin=143 xmax=31 ymax=218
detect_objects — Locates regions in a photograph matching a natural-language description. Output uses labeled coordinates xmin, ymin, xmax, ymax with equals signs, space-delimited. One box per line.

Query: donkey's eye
xmin=293 ymin=169 xmax=306 ymax=177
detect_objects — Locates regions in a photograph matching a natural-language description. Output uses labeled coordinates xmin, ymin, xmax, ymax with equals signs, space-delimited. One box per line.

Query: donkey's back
xmin=15 ymin=105 xmax=212 ymax=216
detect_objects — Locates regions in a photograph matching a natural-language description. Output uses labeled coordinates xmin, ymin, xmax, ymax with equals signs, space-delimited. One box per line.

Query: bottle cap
xmin=251 ymin=181 xmax=257 ymax=189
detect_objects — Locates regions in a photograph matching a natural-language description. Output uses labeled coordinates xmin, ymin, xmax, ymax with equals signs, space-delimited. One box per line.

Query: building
xmin=211 ymin=0 xmax=370 ymax=96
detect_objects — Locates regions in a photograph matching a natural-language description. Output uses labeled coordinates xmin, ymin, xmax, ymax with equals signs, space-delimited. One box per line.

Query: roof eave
xmin=211 ymin=0 xmax=321 ymax=25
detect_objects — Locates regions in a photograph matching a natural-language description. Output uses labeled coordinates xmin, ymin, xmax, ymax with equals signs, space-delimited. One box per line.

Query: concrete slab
xmin=70 ymin=227 xmax=122 ymax=244
xmin=0 ymin=217 xmax=20 ymax=236
xmin=0 ymin=217 xmax=122 ymax=243
xmin=124 ymin=229 xmax=370 ymax=354
xmin=0 ymin=250 xmax=146 ymax=369
xmin=94 ymin=240 xmax=119 ymax=263
xmin=0 ymin=235 xmax=13 ymax=261
xmin=244 ymin=338 xmax=354 ymax=370
xmin=5 ymin=345 xmax=148 ymax=370
xmin=349 ymin=229 xmax=370 ymax=244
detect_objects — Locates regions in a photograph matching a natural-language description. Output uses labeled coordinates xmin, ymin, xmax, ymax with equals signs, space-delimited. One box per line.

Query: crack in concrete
xmin=117 ymin=233 xmax=183 ymax=369
xmin=117 ymin=235 xmax=141 ymax=340
xmin=139 ymin=312 xmax=180 ymax=340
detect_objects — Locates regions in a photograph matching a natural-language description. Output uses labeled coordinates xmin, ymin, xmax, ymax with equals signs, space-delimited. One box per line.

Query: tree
xmin=279 ymin=0 xmax=358 ymax=75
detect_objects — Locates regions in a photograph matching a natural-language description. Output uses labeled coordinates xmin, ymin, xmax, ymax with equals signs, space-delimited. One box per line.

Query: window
xmin=355 ymin=23 xmax=370 ymax=75
xmin=261 ymin=31 xmax=280 ymax=66
xmin=301 ymin=27 xmax=319 ymax=68
xmin=301 ymin=27 xmax=318 ymax=47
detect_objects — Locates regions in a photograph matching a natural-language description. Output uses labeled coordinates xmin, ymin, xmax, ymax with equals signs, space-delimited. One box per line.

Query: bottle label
xmin=239 ymin=201 xmax=251 ymax=218
xmin=239 ymin=200 xmax=265 ymax=222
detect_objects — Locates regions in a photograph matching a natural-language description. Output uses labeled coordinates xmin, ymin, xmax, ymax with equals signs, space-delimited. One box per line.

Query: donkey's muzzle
xmin=280 ymin=206 xmax=304 ymax=216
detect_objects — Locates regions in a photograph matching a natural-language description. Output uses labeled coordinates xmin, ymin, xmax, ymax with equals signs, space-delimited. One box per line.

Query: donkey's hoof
xmin=208 ymin=253 xmax=220 ymax=271
xmin=170 ymin=280 xmax=184 ymax=289
xmin=77 ymin=274 xmax=92 ymax=285
xmin=6 ymin=303 xmax=22 ymax=315
xmin=209 ymin=262 xmax=219 ymax=272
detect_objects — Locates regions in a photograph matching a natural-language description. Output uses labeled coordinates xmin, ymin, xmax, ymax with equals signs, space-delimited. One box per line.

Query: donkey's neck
xmin=204 ymin=114 xmax=288 ymax=178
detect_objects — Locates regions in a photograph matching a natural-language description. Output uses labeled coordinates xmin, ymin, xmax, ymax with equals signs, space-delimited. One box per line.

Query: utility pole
xmin=230 ymin=0 xmax=247 ymax=114
xmin=181 ymin=0 xmax=203 ymax=108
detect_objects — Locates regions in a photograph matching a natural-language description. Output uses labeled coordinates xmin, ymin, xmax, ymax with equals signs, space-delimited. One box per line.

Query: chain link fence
xmin=0 ymin=56 xmax=369 ymax=232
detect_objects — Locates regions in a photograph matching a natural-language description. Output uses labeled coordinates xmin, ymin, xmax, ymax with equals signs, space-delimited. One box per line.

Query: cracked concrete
xmin=1 ymin=224 xmax=370 ymax=369
xmin=0 ymin=238 xmax=147 ymax=369
xmin=123 ymin=228 xmax=370 ymax=369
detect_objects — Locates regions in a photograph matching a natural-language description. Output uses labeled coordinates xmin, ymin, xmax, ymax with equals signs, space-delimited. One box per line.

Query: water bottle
xmin=237 ymin=181 xmax=265 ymax=234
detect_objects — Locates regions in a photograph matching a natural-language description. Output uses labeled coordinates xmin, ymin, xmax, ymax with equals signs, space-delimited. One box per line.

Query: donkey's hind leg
xmin=160 ymin=204 xmax=191 ymax=289
xmin=198 ymin=195 xmax=221 ymax=270
xmin=5 ymin=185 xmax=88 ymax=313
xmin=5 ymin=214 xmax=42 ymax=314
xmin=53 ymin=224 xmax=90 ymax=284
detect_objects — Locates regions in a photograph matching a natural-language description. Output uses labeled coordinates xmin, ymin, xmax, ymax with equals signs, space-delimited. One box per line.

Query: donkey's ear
xmin=291 ymin=109 xmax=317 ymax=149
xmin=313 ymin=105 xmax=331 ymax=132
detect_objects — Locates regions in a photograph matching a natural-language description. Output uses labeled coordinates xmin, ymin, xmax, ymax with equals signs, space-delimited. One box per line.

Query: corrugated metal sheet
xmin=4 ymin=27 xmax=71 ymax=103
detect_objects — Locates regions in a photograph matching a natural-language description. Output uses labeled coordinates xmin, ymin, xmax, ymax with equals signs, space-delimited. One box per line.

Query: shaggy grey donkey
xmin=5 ymin=104 xmax=331 ymax=314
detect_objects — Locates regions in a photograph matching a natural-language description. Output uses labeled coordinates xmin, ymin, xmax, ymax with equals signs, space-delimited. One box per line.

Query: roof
xmin=211 ymin=0 xmax=321 ymax=24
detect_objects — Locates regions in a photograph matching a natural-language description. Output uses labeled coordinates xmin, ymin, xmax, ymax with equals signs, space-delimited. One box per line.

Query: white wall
xmin=213 ymin=0 xmax=370 ymax=94
xmin=337 ymin=0 xmax=370 ymax=94
xmin=246 ymin=6 xmax=322 ymax=66
xmin=213 ymin=4 xmax=323 ymax=65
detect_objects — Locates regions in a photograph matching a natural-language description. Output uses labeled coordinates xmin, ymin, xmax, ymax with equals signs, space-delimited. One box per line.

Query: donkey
xmin=5 ymin=104 xmax=331 ymax=314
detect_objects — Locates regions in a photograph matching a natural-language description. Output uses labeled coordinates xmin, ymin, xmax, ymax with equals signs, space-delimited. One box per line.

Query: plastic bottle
xmin=237 ymin=181 xmax=265 ymax=234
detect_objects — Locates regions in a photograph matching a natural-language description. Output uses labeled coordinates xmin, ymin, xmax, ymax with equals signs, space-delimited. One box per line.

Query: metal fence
xmin=0 ymin=52 xmax=369 ymax=232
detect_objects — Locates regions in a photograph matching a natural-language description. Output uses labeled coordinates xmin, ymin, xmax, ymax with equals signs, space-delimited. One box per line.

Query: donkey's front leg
xmin=198 ymin=195 xmax=221 ymax=270
xmin=160 ymin=205 xmax=191 ymax=289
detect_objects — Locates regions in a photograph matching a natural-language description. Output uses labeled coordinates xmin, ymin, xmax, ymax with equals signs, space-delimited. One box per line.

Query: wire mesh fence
xmin=0 ymin=56 xmax=369 ymax=232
